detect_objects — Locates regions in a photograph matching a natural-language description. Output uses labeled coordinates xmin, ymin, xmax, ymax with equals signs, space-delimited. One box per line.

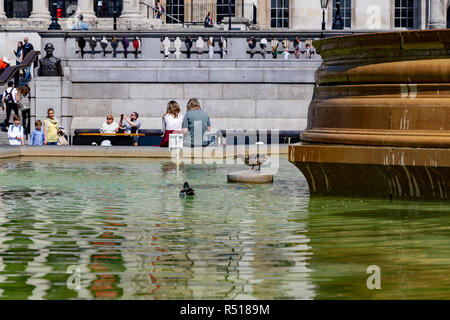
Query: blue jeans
xmin=47 ymin=141 xmax=57 ymax=145
xmin=25 ymin=65 xmax=32 ymax=80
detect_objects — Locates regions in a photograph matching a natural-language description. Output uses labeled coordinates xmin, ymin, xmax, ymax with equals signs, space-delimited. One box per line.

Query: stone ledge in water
xmin=227 ymin=170 xmax=273 ymax=183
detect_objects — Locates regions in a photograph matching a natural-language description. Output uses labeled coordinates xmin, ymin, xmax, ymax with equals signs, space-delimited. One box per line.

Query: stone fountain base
xmin=289 ymin=144 xmax=449 ymax=199
xmin=289 ymin=30 xmax=450 ymax=200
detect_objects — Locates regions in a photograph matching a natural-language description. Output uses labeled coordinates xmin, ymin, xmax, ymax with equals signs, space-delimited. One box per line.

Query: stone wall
xmin=68 ymin=82 xmax=314 ymax=132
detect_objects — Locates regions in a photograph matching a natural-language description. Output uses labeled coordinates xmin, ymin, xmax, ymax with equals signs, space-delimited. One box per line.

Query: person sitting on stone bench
xmin=118 ymin=112 xmax=141 ymax=146
xmin=100 ymin=114 xmax=119 ymax=135
xmin=182 ymin=98 xmax=215 ymax=147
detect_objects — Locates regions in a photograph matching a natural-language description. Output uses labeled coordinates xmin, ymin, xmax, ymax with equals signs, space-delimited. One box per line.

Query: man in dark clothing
xmin=1 ymin=81 xmax=19 ymax=128
xmin=23 ymin=37 xmax=34 ymax=80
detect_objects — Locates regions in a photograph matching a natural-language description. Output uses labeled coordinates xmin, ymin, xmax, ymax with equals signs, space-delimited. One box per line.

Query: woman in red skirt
xmin=160 ymin=100 xmax=184 ymax=147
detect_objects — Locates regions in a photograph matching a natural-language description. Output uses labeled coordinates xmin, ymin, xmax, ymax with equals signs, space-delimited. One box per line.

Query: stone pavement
xmin=0 ymin=144 xmax=288 ymax=159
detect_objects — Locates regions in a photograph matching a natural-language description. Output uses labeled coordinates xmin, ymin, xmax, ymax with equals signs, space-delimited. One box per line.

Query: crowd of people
xmin=248 ymin=36 xmax=312 ymax=59
xmin=98 ymin=98 xmax=214 ymax=148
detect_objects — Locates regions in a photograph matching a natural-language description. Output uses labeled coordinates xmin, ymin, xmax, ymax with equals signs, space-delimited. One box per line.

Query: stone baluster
xmin=174 ymin=37 xmax=182 ymax=59
xmin=196 ymin=37 xmax=205 ymax=59
xmin=29 ymin=0 xmax=51 ymax=20
xmin=162 ymin=37 xmax=171 ymax=59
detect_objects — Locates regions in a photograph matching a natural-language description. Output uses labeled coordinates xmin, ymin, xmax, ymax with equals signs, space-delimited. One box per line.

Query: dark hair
xmin=133 ymin=112 xmax=139 ymax=119
xmin=35 ymin=120 xmax=42 ymax=126
xmin=7 ymin=81 xmax=13 ymax=87
xmin=13 ymin=115 xmax=20 ymax=121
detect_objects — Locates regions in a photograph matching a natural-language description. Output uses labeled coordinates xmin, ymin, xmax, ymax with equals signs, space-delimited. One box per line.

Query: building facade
xmin=0 ymin=0 xmax=448 ymax=30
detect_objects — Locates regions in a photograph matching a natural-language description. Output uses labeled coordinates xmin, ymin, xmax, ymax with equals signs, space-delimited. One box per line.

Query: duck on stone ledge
xmin=236 ymin=153 xmax=268 ymax=171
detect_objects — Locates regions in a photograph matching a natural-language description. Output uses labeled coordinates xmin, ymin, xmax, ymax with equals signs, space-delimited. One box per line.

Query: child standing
xmin=7 ymin=115 xmax=24 ymax=146
xmin=29 ymin=120 xmax=45 ymax=146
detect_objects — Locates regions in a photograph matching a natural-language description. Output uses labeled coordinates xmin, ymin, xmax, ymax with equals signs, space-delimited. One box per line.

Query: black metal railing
xmin=0 ymin=51 xmax=40 ymax=86
xmin=139 ymin=1 xmax=184 ymax=26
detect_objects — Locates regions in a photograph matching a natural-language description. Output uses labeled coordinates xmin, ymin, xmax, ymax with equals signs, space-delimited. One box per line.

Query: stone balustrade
xmin=39 ymin=30 xmax=371 ymax=61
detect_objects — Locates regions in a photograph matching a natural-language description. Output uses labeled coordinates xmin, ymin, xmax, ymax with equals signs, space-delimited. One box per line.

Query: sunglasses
xmin=107 ymin=117 xmax=113 ymax=120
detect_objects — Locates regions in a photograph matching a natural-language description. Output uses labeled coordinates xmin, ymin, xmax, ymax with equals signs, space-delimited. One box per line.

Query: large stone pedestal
xmin=30 ymin=76 xmax=72 ymax=133
xmin=289 ymin=30 xmax=450 ymax=200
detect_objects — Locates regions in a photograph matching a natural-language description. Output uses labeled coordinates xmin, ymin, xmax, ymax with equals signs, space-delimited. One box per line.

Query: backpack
xmin=8 ymin=124 xmax=22 ymax=134
xmin=4 ymin=88 xmax=14 ymax=104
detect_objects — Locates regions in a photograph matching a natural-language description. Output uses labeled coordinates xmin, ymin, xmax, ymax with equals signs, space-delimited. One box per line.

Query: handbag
xmin=57 ymin=134 xmax=69 ymax=146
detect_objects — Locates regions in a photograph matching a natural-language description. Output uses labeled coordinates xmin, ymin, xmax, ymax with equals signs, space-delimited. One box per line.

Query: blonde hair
xmin=107 ymin=114 xmax=114 ymax=120
xmin=187 ymin=98 xmax=201 ymax=112
xmin=165 ymin=100 xmax=181 ymax=118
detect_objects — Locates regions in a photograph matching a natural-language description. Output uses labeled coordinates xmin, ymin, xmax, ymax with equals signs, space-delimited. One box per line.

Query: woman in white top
xmin=160 ymin=100 xmax=183 ymax=147
xmin=100 ymin=114 xmax=119 ymax=134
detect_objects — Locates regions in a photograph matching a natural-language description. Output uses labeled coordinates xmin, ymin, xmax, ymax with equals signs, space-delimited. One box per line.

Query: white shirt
xmin=3 ymin=88 xmax=17 ymax=103
xmin=162 ymin=113 xmax=184 ymax=132
xmin=100 ymin=121 xmax=119 ymax=134
xmin=8 ymin=124 xmax=23 ymax=145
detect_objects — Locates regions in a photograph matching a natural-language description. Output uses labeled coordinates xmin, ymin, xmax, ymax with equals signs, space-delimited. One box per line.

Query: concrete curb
xmin=0 ymin=145 xmax=289 ymax=159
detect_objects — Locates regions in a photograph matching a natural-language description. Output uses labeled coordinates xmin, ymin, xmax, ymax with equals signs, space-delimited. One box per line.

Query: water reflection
xmin=0 ymin=158 xmax=447 ymax=299
xmin=88 ymin=199 xmax=126 ymax=299
xmin=306 ymin=197 xmax=450 ymax=299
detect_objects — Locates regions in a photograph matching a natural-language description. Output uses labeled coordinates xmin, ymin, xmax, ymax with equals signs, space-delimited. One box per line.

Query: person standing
xmin=44 ymin=108 xmax=61 ymax=145
xmin=111 ymin=36 xmax=118 ymax=58
xmin=23 ymin=37 xmax=34 ymax=80
xmin=29 ymin=120 xmax=45 ymax=146
xmin=14 ymin=41 xmax=24 ymax=66
xmin=294 ymin=36 xmax=301 ymax=59
xmin=156 ymin=1 xmax=164 ymax=19
xmin=160 ymin=101 xmax=184 ymax=147
xmin=204 ymin=12 xmax=214 ymax=28
xmin=122 ymin=36 xmax=130 ymax=58
xmin=7 ymin=115 xmax=24 ymax=146
xmin=2 ymin=81 xmax=19 ymax=128
xmin=133 ymin=37 xmax=140 ymax=58
xmin=17 ymin=85 xmax=31 ymax=135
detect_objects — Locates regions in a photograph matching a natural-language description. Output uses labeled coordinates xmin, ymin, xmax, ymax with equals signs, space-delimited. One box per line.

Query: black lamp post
xmin=228 ymin=0 xmax=232 ymax=30
xmin=48 ymin=1 xmax=62 ymax=30
xmin=113 ymin=0 xmax=118 ymax=30
xmin=320 ymin=0 xmax=328 ymax=31
xmin=332 ymin=0 xmax=344 ymax=30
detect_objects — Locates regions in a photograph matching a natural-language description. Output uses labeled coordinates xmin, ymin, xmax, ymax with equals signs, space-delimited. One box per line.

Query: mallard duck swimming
xmin=236 ymin=153 xmax=268 ymax=170
xmin=180 ymin=182 xmax=195 ymax=197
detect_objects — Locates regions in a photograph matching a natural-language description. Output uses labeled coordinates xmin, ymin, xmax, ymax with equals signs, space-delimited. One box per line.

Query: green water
xmin=0 ymin=156 xmax=448 ymax=300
